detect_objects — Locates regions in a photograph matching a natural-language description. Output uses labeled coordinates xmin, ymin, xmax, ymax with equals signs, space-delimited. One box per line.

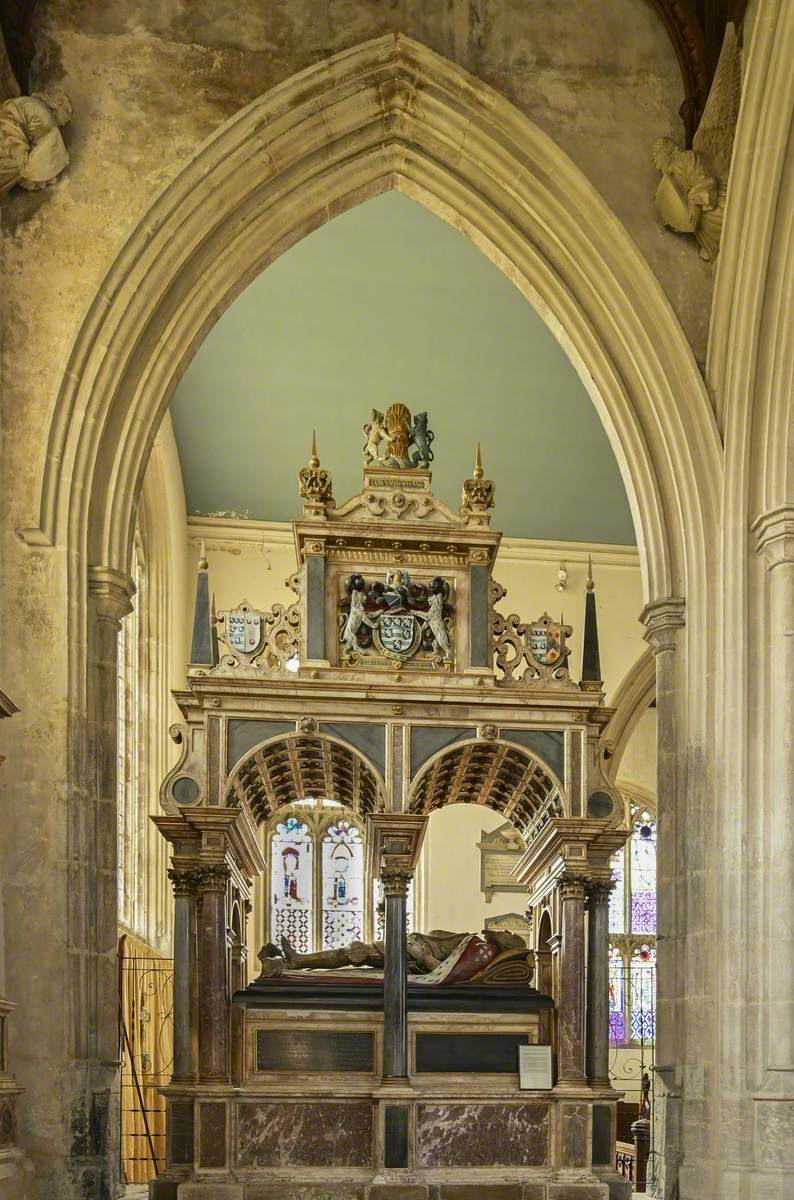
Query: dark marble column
xmin=586 ymin=881 xmax=613 ymax=1086
xmin=198 ymin=864 xmax=231 ymax=1083
xmin=557 ymin=873 xmax=588 ymax=1088
xmin=168 ymin=867 xmax=202 ymax=1082
xmin=381 ymin=866 xmax=412 ymax=1079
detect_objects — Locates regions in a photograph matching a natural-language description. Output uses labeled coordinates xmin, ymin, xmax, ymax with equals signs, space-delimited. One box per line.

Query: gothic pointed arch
xmin=21 ymin=32 xmax=719 ymax=613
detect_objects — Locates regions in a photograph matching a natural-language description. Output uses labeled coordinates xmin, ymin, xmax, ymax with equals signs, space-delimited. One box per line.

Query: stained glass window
xmin=609 ymin=946 xmax=627 ymax=1044
xmin=630 ymin=812 xmax=657 ymax=934
xmin=629 ymin=944 xmax=656 ymax=1042
xmin=270 ymin=816 xmax=313 ymax=952
xmin=608 ymin=794 xmax=657 ymax=1045
xmin=608 ymin=848 xmax=625 ymax=934
xmin=321 ymin=820 xmax=364 ymax=948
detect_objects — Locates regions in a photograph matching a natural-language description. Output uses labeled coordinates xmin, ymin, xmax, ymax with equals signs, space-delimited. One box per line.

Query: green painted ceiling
xmin=170 ymin=192 xmax=635 ymax=544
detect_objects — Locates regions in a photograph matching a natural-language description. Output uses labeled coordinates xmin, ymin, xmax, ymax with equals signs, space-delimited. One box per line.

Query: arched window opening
xmin=608 ymin=800 xmax=657 ymax=1046
xmin=265 ymin=802 xmax=372 ymax=954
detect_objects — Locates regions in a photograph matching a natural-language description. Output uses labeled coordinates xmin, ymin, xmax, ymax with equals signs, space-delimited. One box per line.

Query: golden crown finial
xmin=586 ymin=554 xmax=594 ymax=592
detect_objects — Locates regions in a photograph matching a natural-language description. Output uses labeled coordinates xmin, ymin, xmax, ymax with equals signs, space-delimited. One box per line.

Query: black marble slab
xmin=415 ymin=1031 xmax=529 ymax=1073
xmin=384 ymin=1104 xmax=409 ymax=1168
xmin=234 ymin=978 xmax=554 ymax=1013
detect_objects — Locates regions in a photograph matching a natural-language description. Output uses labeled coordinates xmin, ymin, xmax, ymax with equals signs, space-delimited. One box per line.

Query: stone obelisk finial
xmin=190 ymin=540 xmax=218 ymax=669
xmin=580 ymin=554 xmax=603 ymax=691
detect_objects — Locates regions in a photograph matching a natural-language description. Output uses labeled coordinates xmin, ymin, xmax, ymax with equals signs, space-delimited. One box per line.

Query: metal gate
xmin=118 ymin=941 xmax=174 ymax=1184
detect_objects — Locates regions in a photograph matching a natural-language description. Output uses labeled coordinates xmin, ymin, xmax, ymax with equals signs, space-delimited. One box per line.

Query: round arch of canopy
xmin=225 ymin=732 xmax=386 ymax=825
xmin=407 ymin=737 xmax=564 ymax=843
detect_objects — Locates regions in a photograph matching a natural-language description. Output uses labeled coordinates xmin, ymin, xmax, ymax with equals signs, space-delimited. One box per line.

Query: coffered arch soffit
xmin=23 ymin=33 xmax=720 ymax=610
xmin=407 ymin=737 xmax=564 ymax=844
xmin=225 ymin=732 xmax=386 ymax=827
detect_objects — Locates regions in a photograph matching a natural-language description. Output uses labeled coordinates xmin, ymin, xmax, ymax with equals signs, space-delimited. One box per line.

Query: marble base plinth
xmin=0 ymin=1148 xmax=35 ymax=1200
xmin=163 ymin=1185 xmax=609 ymax=1200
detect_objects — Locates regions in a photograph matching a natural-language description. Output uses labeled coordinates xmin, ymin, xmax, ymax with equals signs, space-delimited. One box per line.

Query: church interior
xmin=0 ymin=3 xmax=792 ymax=1199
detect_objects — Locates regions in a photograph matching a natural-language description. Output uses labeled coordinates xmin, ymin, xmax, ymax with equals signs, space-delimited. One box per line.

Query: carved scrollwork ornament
xmin=298 ymin=432 xmax=334 ymax=510
xmin=492 ymin=609 xmax=576 ymax=690
xmin=460 ymin=443 xmax=495 ymax=522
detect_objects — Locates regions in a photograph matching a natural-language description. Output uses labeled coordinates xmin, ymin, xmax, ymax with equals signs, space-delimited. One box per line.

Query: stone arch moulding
xmin=20 ymin=32 xmax=720 ymax=610
xmin=600 ymin=648 xmax=656 ymax=781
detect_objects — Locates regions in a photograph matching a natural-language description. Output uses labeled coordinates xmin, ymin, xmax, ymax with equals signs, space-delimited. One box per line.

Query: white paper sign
xmin=519 ymin=1044 xmax=553 ymax=1090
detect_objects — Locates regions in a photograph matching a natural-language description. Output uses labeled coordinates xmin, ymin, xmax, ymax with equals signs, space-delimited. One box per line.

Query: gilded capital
xmin=585 ymin=880 xmax=615 ymax=909
xmin=199 ymin=863 xmax=232 ymax=892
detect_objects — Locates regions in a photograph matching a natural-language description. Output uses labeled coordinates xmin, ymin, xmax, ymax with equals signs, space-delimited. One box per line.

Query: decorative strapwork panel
xmin=491 ymin=581 xmax=576 ymax=690
xmin=215 ymin=574 xmax=302 ymax=672
xmin=339 ymin=570 xmax=453 ymax=671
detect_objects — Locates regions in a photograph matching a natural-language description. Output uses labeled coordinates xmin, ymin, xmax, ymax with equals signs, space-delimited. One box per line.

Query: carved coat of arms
xmin=339 ymin=571 xmax=453 ymax=666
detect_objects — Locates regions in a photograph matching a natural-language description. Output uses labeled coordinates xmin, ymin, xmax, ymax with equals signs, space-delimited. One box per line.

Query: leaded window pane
xmin=630 ymin=813 xmax=657 ymax=933
xmin=629 ymin=944 xmax=656 ymax=1042
xmin=270 ymin=816 xmax=314 ymax=952
xmin=609 ymin=847 xmax=625 ymax=934
xmin=321 ymin=820 xmax=364 ymax=948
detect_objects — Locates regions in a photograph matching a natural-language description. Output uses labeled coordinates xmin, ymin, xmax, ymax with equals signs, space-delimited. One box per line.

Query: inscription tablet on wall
xmin=255 ymin=1029 xmax=374 ymax=1073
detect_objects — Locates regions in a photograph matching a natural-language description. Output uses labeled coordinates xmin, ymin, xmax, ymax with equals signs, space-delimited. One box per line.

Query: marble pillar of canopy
xmin=366 ymin=812 xmax=428 ymax=1083
xmin=153 ymin=804 xmax=265 ymax=1085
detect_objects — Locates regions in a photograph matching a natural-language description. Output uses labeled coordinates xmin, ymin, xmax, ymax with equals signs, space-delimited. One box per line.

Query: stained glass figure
xmin=630 ymin=812 xmax=657 ymax=933
xmin=321 ymin=820 xmax=364 ymax=948
xmin=270 ymin=816 xmax=313 ymax=952
xmin=609 ymin=945 xmax=627 ymax=1044
xmin=609 ymin=847 xmax=625 ymax=934
xmin=629 ymin=943 xmax=656 ymax=1042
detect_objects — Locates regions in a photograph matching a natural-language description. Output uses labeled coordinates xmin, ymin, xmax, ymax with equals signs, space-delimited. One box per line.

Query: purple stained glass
xmin=631 ymin=890 xmax=657 ymax=933
xmin=609 ymin=1010 xmax=626 ymax=1043
xmin=609 ymin=948 xmax=626 ymax=1045
xmin=630 ymin=814 xmax=657 ymax=934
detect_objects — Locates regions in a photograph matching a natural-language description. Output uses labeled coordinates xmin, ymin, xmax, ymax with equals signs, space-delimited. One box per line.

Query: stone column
xmin=754 ymin=509 xmax=794 ymax=1095
xmin=167 ymin=867 xmax=201 ymax=1083
xmin=586 ymin=881 xmax=613 ymax=1086
xmin=198 ymin=864 xmax=231 ymax=1084
xmin=381 ymin=866 xmax=412 ymax=1080
xmin=556 ymin=873 xmax=588 ymax=1088
xmin=641 ymin=597 xmax=685 ymax=1197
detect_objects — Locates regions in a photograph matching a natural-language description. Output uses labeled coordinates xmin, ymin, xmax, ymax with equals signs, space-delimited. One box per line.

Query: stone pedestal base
xmin=160 ymin=1182 xmax=609 ymax=1200
xmin=0 ymin=1148 xmax=35 ymax=1200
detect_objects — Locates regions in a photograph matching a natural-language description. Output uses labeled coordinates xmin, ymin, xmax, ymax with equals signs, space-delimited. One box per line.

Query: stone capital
xmin=168 ymin=865 xmax=205 ymax=896
xmin=559 ymin=872 xmax=589 ymax=901
xmin=751 ymin=504 xmax=794 ymax=568
xmin=640 ymin=596 xmax=686 ymax=655
xmin=380 ymin=861 xmax=413 ymax=897
xmin=585 ymin=879 xmax=615 ymax=908
xmin=87 ymin=564 xmax=135 ymax=624
xmin=198 ymin=863 xmax=232 ymax=892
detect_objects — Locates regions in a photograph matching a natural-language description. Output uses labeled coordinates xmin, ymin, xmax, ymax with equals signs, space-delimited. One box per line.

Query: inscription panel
xmin=255 ymin=1028 xmax=374 ymax=1074
xmin=414 ymin=1032 xmax=529 ymax=1073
